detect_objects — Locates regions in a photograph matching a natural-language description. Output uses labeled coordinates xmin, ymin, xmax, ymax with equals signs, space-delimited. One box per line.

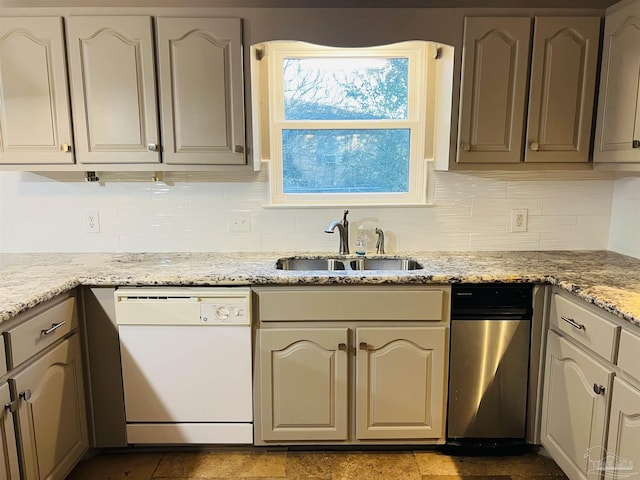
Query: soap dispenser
xmin=355 ymin=225 xmax=367 ymax=255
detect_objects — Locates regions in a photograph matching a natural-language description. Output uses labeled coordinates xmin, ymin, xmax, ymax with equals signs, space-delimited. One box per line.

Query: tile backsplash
xmin=0 ymin=167 xmax=636 ymax=258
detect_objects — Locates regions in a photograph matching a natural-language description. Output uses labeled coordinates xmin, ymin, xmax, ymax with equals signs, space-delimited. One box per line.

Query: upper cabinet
xmin=457 ymin=16 xmax=601 ymax=166
xmin=0 ymin=15 xmax=247 ymax=171
xmin=66 ymin=16 xmax=161 ymax=165
xmin=0 ymin=17 xmax=74 ymax=165
xmin=157 ymin=18 xmax=245 ymax=166
xmin=593 ymin=0 xmax=640 ymax=165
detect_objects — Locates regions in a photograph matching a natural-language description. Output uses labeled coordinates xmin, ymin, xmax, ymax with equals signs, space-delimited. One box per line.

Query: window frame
xmin=263 ymin=41 xmax=434 ymax=206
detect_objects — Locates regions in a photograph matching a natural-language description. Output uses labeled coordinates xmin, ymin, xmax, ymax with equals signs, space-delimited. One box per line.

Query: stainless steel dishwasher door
xmin=447 ymin=318 xmax=531 ymax=439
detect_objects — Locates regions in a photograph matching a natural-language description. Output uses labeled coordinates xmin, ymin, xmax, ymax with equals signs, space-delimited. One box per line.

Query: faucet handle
xmin=375 ymin=228 xmax=385 ymax=254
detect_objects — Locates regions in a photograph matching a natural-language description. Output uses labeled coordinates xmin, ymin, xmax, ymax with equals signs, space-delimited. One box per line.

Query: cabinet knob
xmin=61 ymin=144 xmax=72 ymax=152
xmin=147 ymin=143 xmax=159 ymax=152
xmin=338 ymin=343 xmax=347 ymax=351
xmin=461 ymin=143 xmax=470 ymax=152
xmin=19 ymin=390 xmax=31 ymax=401
xmin=593 ymin=384 xmax=605 ymax=395
xmin=529 ymin=142 xmax=540 ymax=151
xmin=234 ymin=145 xmax=244 ymax=154
xmin=4 ymin=401 xmax=17 ymax=413
xmin=633 ymin=140 xmax=640 ymax=149
xmin=359 ymin=342 xmax=370 ymax=351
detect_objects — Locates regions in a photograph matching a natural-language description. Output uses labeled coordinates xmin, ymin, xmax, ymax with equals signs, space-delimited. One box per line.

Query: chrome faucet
xmin=375 ymin=227 xmax=385 ymax=254
xmin=325 ymin=209 xmax=350 ymax=255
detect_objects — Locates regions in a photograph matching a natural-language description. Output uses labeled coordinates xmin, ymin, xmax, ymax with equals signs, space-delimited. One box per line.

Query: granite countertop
xmin=1 ymin=250 xmax=639 ymax=328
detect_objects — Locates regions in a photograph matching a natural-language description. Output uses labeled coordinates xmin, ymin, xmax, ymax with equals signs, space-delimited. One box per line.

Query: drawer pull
xmin=41 ymin=321 xmax=66 ymax=336
xmin=19 ymin=390 xmax=31 ymax=401
xmin=338 ymin=343 xmax=348 ymax=351
xmin=593 ymin=384 xmax=605 ymax=395
xmin=560 ymin=315 xmax=585 ymax=330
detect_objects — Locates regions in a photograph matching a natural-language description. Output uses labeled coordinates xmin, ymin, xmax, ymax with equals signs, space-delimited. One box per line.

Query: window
xmin=253 ymin=41 xmax=443 ymax=206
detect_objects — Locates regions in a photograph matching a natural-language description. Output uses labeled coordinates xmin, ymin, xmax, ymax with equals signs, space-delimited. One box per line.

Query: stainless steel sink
xmin=276 ymin=257 xmax=422 ymax=271
xmin=350 ymin=258 xmax=423 ymax=270
xmin=276 ymin=257 xmax=346 ymax=271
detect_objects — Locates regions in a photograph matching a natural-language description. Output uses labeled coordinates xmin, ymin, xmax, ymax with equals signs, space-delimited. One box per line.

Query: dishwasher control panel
xmin=200 ymin=299 xmax=249 ymax=324
xmin=115 ymin=287 xmax=251 ymax=326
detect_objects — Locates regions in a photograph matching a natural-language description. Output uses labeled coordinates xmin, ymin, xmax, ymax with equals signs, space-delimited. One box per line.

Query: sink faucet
xmin=375 ymin=228 xmax=385 ymax=254
xmin=325 ymin=209 xmax=350 ymax=254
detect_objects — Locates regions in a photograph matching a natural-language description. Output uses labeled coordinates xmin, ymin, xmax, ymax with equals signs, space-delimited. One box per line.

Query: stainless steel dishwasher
xmin=447 ymin=283 xmax=532 ymax=448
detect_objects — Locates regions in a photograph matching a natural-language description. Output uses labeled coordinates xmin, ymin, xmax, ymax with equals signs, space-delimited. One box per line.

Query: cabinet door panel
xmin=259 ymin=328 xmax=349 ymax=441
xmin=541 ymin=330 xmax=613 ymax=480
xmin=607 ymin=378 xmax=640 ymax=478
xmin=526 ymin=17 xmax=600 ymax=163
xmin=356 ymin=327 xmax=446 ymax=440
xmin=11 ymin=335 xmax=88 ymax=480
xmin=0 ymin=383 xmax=20 ymax=480
xmin=458 ymin=17 xmax=531 ymax=164
xmin=0 ymin=17 xmax=74 ymax=164
xmin=66 ymin=16 xmax=160 ymax=164
xmin=157 ymin=18 xmax=245 ymax=165
xmin=594 ymin=2 xmax=640 ymax=163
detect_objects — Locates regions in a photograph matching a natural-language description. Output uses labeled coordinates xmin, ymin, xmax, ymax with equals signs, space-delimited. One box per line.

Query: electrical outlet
xmin=227 ymin=211 xmax=251 ymax=233
xmin=85 ymin=211 xmax=100 ymax=233
xmin=511 ymin=209 xmax=528 ymax=233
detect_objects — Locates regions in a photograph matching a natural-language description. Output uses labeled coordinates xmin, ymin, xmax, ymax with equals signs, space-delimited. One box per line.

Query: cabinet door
xmin=11 ymin=335 xmax=88 ymax=480
xmin=593 ymin=0 xmax=640 ymax=163
xmin=457 ymin=17 xmax=531 ymax=164
xmin=525 ymin=17 xmax=600 ymax=163
xmin=157 ymin=18 xmax=245 ymax=165
xmin=0 ymin=17 xmax=74 ymax=165
xmin=0 ymin=383 xmax=20 ymax=480
xmin=541 ymin=330 xmax=613 ymax=480
xmin=607 ymin=378 xmax=640 ymax=479
xmin=258 ymin=328 xmax=349 ymax=441
xmin=66 ymin=16 xmax=160 ymax=164
xmin=355 ymin=327 xmax=446 ymax=440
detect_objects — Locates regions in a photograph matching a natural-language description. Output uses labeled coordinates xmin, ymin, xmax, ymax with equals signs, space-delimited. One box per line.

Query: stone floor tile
xmin=331 ymin=451 xmax=421 ymax=480
xmin=65 ymin=452 xmax=162 ymax=480
xmin=153 ymin=450 xmax=287 ymax=478
xmin=285 ymin=451 xmax=332 ymax=479
xmin=414 ymin=452 xmax=553 ymax=476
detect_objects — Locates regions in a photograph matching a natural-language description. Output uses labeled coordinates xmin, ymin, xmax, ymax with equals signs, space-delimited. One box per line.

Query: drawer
xmin=5 ymin=296 xmax=77 ymax=368
xmin=618 ymin=329 xmax=640 ymax=381
xmin=255 ymin=286 xmax=448 ymax=322
xmin=550 ymin=293 xmax=619 ymax=362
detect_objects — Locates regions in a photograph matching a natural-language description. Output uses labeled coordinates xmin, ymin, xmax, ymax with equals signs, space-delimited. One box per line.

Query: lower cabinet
xmin=541 ymin=330 xmax=614 ymax=480
xmin=10 ymin=334 xmax=89 ymax=480
xmin=258 ymin=325 xmax=447 ymax=444
xmin=0 ymin=382 xmax=20 ymax=480
xmin=607 ymin=377 xmax=640 ymax=475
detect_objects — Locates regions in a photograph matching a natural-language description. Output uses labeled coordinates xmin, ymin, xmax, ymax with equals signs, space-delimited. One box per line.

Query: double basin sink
xmin=276 ymin=256 xmax=423 ymax=271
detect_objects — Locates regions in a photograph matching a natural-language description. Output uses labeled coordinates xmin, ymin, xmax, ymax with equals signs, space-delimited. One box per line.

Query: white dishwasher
xmin=114 ymin=287 xmax=253 ymax=445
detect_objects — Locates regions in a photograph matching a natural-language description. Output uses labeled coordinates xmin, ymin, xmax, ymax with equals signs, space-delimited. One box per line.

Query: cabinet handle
xmin=338 ymin=343 xmax=348 ymax=351
xmin=19 ymin=390 xmax=31 ymax=401
xmin=147 ymin=143 xmax=159 ymax=152
xmin=593 ymin=384 xmax=605 ymax=395
xmin=633 ymin=140 xmax=640 ymax=149
xmin=529 ymin=142 xmax=540 ymax=151
xmin=61 ymin=144 xmax=72 ymax=152
xmin=41 ymin=321 xmax=65 ymax=336
xmin=560 ymin=315 xmax=585 ymax=330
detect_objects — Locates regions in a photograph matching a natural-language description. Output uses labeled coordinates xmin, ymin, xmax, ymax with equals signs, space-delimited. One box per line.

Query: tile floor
xmin=65 ymin=447 xmax=568 ymax=480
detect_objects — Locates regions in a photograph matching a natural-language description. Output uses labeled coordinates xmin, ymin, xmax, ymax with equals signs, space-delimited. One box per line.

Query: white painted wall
xmin=608 ymin=175 xmax=640 ymax=259
xmin=0 ymin=167 xmax=619 ymax=254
